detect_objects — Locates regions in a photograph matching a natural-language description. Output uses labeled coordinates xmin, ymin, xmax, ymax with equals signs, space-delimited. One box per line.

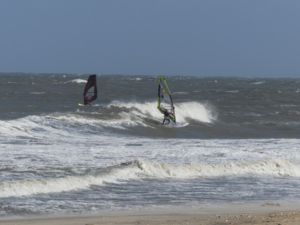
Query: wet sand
xmin=1 ymin=203 xmax=300 ymax=225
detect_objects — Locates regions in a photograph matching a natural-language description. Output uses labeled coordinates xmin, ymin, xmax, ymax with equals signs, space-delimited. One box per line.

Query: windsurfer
xmin=82 ymin=74 xmax=97 ymax=105
xmin=157 ymin=76 xmax=176 ymax=125
xmin=84 ymin=95 xmax=93 ymax=105
xmin=158 ymin=106 xmax=175 ymax=125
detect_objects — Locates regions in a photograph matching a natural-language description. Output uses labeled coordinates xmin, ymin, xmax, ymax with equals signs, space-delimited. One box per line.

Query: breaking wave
xmin=0 ymin=101 xmax=217 ymax=139
xmin=107 ymin=100 xmax=217 ymax=124
xmin=0 ymin=159 xmax=299 ymax=198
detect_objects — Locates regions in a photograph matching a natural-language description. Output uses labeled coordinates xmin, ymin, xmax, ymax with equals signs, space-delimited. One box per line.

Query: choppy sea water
xmin=0 ymin=74 xmax=300 ymax=216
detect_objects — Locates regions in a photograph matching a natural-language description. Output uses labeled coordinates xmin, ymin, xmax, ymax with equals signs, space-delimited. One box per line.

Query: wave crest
xmin=0 ymin=159 xmax=299 ymax=198
xmin=0 ymin=101 xmax=217 ymax=137
xmin=108 ymin=101 xmax=217 ymax=124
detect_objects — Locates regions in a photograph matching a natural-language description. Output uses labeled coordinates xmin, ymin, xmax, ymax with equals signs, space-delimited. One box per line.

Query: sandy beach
xmin=0 ymin=211 xmax=300 ymax=225
xmin=1 ymin=204 xmax=300 ymax=225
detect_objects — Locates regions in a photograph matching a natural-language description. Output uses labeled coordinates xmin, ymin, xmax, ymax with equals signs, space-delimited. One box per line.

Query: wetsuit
xmin=157 ymin=82 xmax=176 ymax=125
xmin=158 ymin=106 xmax=176 ymax=125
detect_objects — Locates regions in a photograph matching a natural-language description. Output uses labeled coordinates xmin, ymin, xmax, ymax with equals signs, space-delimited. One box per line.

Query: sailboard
xmin=157 ymin=76 xmax=176 ymax=124
xmin=81 ymin=74 xmax=97 ymax=105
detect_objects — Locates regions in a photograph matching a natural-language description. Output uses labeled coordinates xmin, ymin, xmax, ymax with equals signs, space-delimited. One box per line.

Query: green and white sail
xmin=157 ymin=76 xmax=176 ymax=123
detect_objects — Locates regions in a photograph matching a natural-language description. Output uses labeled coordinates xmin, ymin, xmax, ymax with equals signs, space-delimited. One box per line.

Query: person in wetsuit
xmin=157 ymin=105 xmax=176 ymax=125
xmin=157 ymin=82 xmax=176 ymax=125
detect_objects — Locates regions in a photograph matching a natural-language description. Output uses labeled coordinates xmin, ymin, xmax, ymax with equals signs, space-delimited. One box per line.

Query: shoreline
xmin=1 ymin=202 xmax=300 ymax=225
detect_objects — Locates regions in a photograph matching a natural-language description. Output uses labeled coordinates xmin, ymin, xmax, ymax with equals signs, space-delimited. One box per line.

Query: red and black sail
xmin=83 ymin=75 xmax=97 ymax=105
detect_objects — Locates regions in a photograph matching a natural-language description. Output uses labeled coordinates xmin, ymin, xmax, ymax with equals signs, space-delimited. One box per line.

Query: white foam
xmin=138 ymin=159 xmax=300 ymax=178
xmin=0 ymin=113 xmax=139 ymax=140
xmin=0 ymin=115 xmax=73 ymax=139
xmin=108 ymin=101 xmax=217 ymax=124
xmin=174 ymin=102 xmax=216 ymax=123
xmin=65 ymin=79 xmax=87 ymax=84
xmin=0 ymin=165 xmax=141 ymax=198
xmin=1 ymin=158 xmax=299 ymax=198
xmin=0 ymin=100 xmax=217 ymax=139
xmin=251 ymin=81 xmax=266 ymax=85
xmin=53 ymin=114 xmax=141 ymax=130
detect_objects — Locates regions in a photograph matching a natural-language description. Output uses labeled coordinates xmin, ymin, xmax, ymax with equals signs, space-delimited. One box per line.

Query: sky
xmin=0 ymin=0 xmax=300 ymax=76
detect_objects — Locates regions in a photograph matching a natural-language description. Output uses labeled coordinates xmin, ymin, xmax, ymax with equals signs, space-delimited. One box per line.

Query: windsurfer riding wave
xmin=158 ymin=104 xmax=176 ymax=125
xmin=157 ymin=76 xmax=176 ymax=125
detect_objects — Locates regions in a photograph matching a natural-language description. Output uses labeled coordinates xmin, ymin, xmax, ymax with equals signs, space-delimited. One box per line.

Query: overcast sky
xmin=0 ymin=0 xmax=299 ymax=76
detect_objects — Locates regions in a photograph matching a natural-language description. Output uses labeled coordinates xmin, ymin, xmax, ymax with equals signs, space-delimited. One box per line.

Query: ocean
xmin=0 ymin=73 xmax=300 ymax=217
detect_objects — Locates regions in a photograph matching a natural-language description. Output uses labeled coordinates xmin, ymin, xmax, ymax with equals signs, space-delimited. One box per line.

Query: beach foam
xmin=1 ymin=159 xmax=299 ymax=198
